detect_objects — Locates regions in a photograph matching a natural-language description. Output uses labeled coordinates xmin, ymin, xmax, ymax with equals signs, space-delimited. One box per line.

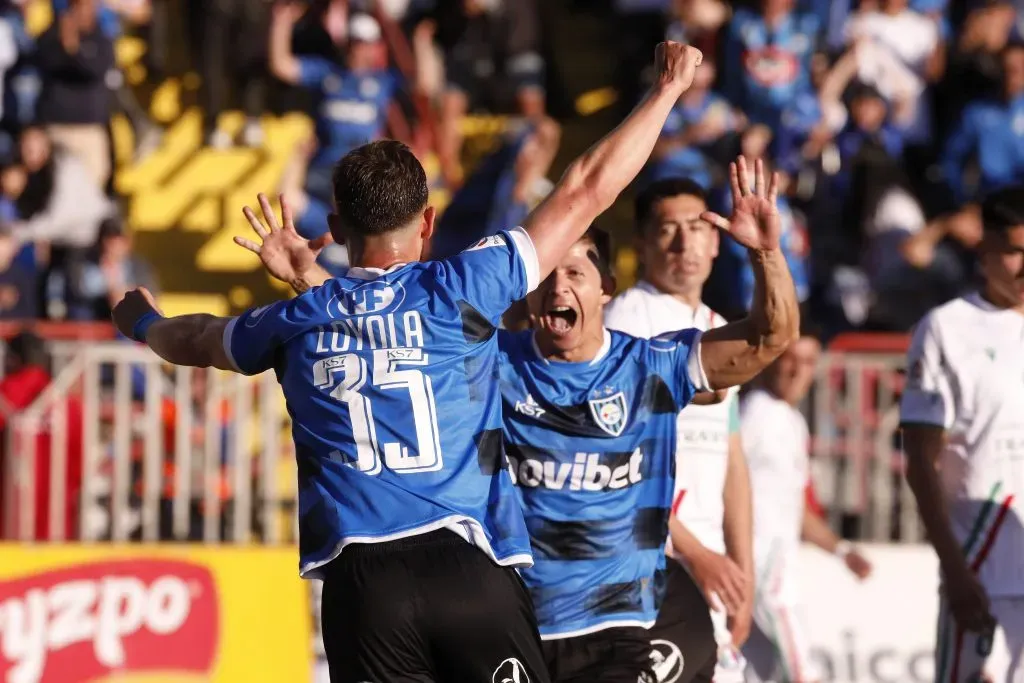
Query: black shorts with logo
xmin=542 ymin=626 xmax=657 ymax=683
xmin=646 ymin=561 xmax=718 ymax=683
xmin=319 ymin=529 xmax=550 ymax=683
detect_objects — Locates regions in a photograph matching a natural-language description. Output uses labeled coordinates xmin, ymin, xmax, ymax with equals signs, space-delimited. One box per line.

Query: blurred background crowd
xmin=0 ymin=0 xmax=1020 ymax=333
xmin=0 ymin=0 xmax=1022 ymax=542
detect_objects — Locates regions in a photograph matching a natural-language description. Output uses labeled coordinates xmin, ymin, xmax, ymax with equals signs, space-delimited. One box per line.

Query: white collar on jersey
xmin=529 ymin=328 xmax=612 ymax=366
xmin=635 ymin=280 xmax=709 ymax=327
xmin=346 ymin=263 xmax=408 ymax=280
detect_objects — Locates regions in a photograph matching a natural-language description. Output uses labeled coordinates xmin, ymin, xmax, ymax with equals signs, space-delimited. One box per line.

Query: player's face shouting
xmin=980 ymin=225 xmax=1024 ymax=308
xmin=639 ymin=194 xmax=718 ymax=298
xmin=528 ymin=240 xmax=609 ymax=354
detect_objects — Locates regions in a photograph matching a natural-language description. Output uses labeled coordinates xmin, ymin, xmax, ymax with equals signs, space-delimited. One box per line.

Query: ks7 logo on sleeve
xmin=0 ymin=559 xmax=220 ymax=683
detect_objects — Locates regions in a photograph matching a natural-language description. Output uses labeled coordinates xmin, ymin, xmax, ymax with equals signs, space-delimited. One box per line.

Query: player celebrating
xmin=605 ymin=178 xmax=754 ymax=682
xmin=111 ymin=42 xmax=704 ymax=683
xmin=240 ymin=155 xmax=801 ymax=683
xmin=901 ymin=185 xmax=1024 ymax=683
xmin=739 ymin=331 xmax=872 ymax=683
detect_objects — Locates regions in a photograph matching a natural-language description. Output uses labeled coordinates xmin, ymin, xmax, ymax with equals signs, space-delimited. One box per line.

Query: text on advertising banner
xmin=797 ymin=544 xmax=939 ymax=683
xmin=0 ymin=545 xmax=311 ymax=683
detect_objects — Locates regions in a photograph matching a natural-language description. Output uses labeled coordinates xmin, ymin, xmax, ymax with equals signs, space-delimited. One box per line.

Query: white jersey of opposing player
xmin=899 ymin=292 xmax=1024 ymax=597
xmin=739 ymin=388 xmax=809 ymax=574
xmin=605 ymin=281 xmax=735 ymax=556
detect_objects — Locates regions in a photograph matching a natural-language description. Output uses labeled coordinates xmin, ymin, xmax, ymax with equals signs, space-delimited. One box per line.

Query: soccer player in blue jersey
xmin=112 ymin=41 xmax=706 ymax=683
xmin=239 ymin=155 xmax=800 ymax=683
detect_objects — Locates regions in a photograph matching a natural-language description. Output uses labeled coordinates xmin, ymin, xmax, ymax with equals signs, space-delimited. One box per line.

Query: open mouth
xmin=545 ymin=306 xmax=578 ymax=335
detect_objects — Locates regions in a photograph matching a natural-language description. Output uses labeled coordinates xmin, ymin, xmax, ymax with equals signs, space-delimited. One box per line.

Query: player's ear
xmin=327 ymin=213 xmax=347 ymax=245
xmin=421 ymin=206 xmax=436 ymax=242
xmin=601 ymin=273 xmax=617 ymax=302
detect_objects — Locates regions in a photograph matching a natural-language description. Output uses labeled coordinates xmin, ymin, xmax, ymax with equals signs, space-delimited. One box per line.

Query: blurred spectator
xmin=0 ymin=6 xmax=18 ymax=161
xmin=70 ymin=217 xmax=156 ymax=321
xmin=832 ymin=81 xmax=909 ymax=200
xmin=648 ymin=55 xmax=745 ymax=188
xmin=615 ymin=0 xmax=672 ymax=117
xmin=843 ymin=0 xmax=944 ymax=146
xmin=272 ymin=6 xmax=406 ymax=240
xmin=945 ymin=1 xmax=1019 ymax=111
xmin=942 ymin=40 xmax=1024 ymax=204
xmin=0 ymin=223 xmax=37 ymax=318
xmin=34 ymin=0 xmax=115 ymax=188
xmin=722 ymin=0 xmax=820 ymax=129
xmin=837 ymin=157 xmax=975 ymax=329
xmin=0 ymin=331 xmax=83 ymax=541
xmin=51 ymin=0 xmax=162 ymax=160
xmin=199 ymin=0 xmax=272 ymax=148
xmin=9 ymin=127 xmax=114 ymax=319
xmin=417 ymin=0 xmax=545 ymax=187
xmin=432 ymin=116 xmax=558 ymax=258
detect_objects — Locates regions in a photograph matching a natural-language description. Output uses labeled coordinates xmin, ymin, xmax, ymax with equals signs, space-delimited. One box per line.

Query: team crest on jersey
xmin=589 ymin=390 xmax=628 ymax=437
xmin=466 ymin=234 xmax=507 ymax=252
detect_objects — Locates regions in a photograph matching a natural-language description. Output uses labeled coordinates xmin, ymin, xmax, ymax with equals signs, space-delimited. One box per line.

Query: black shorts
xmin=542 ymin=626 xmax=656 ymax=683
xmin=320 ymin=529 xmax=550 ymax=683
xmin=646 ymin=562 xmax=718 ymax=683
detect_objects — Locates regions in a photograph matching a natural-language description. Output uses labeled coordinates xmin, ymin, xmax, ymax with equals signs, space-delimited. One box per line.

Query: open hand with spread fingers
xmin=236 ymin=193 xmax=332 ymax=285
xmin=700 ymin=156 xmax=781 ymax=252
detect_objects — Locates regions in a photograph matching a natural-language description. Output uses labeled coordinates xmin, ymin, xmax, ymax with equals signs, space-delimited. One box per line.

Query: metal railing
xmin=2 ymin=342 xmax=293 ymax=545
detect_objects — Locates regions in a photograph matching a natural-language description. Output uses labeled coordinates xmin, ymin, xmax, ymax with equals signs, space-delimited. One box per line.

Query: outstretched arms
xmin=522 ymin=42 xmax=703 ymax=281
xmin=111 ymin=288 xmax=236 ymax=371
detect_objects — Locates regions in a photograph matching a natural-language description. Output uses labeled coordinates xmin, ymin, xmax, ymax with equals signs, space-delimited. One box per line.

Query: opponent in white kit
xmin=606 ymin=177 xmax=755 ymax=682
xmin=739 ymin=332 xmax=872 ymax=683
xmin=901 ymin=185 xmax=1024 ymax=683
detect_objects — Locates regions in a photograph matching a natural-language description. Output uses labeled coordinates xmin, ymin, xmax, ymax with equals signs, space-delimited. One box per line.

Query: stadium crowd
xmin=0 ymin=0 xmax=1018 ymax=333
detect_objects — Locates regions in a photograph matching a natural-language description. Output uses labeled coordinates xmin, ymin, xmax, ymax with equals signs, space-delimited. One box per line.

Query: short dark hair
xmin=331 ymin=140 xmax=429 ymax=236
xmin=634 ymin=178 xmax=707 ymax=230
xmin=982 ymin=184 xmax=1024 ymax=233
xmin=579 ymin=226 xmax=612 ymax=278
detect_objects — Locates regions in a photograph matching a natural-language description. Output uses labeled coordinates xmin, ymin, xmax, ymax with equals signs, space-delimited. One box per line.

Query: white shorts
xmin=935 ymin=596 xmax=1024 ymax=683
xmin=741 ymin=591 xmax=819 ymax=683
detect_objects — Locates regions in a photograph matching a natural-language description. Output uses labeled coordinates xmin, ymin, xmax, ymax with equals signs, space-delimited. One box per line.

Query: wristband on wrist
xmin=132 ymin=311 xmax=163 ymax=343
xmin=834 ymin=540 xmax=853 ymax=559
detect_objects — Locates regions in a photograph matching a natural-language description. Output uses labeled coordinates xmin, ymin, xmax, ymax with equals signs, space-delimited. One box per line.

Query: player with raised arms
xmin=240 ymin=153 xmax=800 ymax=682
xmin=112 ymin=42 xmax=705 ymax=683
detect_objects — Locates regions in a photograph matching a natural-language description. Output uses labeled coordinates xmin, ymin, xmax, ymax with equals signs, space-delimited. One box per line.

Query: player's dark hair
xmin=634 ymin=178 xmax=707 ymax=230
xmin=580 ymin=226 xmax=612 ymax=278
xmin=331 ymin=140 xmax=429 ymax=236
xmin=981 ymin=184 xmax=1024 ymax=233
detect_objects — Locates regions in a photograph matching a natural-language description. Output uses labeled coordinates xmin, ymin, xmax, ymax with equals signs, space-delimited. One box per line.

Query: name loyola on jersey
xmin=313 ymin=280 xmax=426 ymax=353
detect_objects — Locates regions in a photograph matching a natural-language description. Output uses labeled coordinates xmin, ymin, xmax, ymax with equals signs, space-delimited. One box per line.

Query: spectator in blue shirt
xmin=835 ymin=81 xmax=909 ymax=197
xmin=269 ymin=7 xmax=404 ymax=240
xmin=722 ymin=0 xmax=821 ymax=129
xmin=432 ymin=117 xmax=559 ymax=259
xmin=646 ymin=56 xmax=745 ymax=189
xmin=942 ymin=41 xmax=1024 ymax=203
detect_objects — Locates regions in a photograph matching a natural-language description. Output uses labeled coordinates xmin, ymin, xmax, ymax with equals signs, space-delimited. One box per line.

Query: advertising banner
xmin=796 ymin=544 xmax=939 ymax=683
xmin=0 ymin=545 xmax=311 ymax=683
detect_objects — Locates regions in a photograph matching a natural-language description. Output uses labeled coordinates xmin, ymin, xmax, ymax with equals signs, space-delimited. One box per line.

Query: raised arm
xmin=697 ymin=157 xmax=800 ymax=389
xmin=523 ymin=42 xmax=703 ymax=280
xmin=269 ymin=2 xmax=307 ymax=85
xmin=111 ymin=288 xmax=236 ymax=371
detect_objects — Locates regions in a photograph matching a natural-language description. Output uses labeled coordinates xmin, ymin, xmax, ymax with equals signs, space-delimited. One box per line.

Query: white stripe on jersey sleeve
xmin=686 ymin=330 xmax=712 ymax=393
xmin=508 ymin=226 xmax=541 ymax=295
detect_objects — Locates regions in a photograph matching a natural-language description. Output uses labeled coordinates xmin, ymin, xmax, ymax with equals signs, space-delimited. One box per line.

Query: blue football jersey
xmin=497 ymin=328 xmax=706 ymax=638
xmin=223 ymin=229 xmax=540 ymax=578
